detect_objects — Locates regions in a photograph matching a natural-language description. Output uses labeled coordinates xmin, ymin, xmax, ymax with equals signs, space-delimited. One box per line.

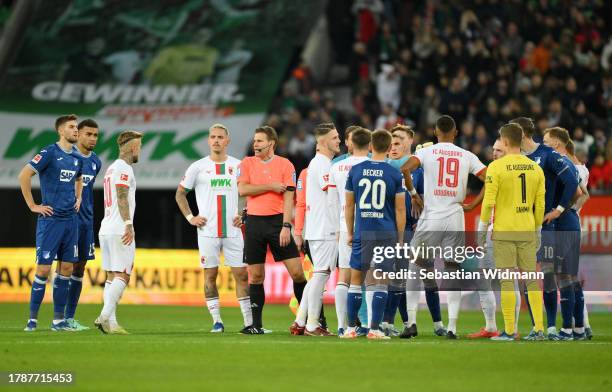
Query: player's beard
xmin=66 ymin=134 xmax=78 ymax=144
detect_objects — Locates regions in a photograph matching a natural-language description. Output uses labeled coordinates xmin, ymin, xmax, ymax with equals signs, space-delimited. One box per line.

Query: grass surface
xmin=0 ymin=303 xmax=610 ymax=392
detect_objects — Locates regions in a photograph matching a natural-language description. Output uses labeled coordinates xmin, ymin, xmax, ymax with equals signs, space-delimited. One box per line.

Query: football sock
xmin=249 ymin=284 xmax=265 ymax=328
xmin=65 ymin=275 xmax=83 ymax=319
xmin=526 ymin=280 xmax=544 ymax=332
xmin=559 ymin=282 xmax=575 ymax=331
xmin=295 ymin=280 xmax=310 ymax=327
xmin=335 ymin=282 xmax=349 ymax=330
xmin=425 ymin=287 xmax=442 ymax=323
xmin=500 ymin=280 xmax=516 ymax=335
xmin=293 ymin=280 xmax=307 ymax=304
xmin=383 ymin=286 xmax=401 ymax=323
xmin=358 ymin=287 xmax=368 ymax=326
xmin=365 ymin=289 xmax=374 ymax=329
xmin=370 ymin=286 xmax=388 ymax=331
xmin=479 ymin=290 xmax=497 ymax=331
xmin=53 ymin=274 xmax=70 ymax=321
xmin=237 ymin=296 xmax=253 ymax=327
xmin=206 ymin=297 xmax=222 ymax=324
xmin=543 ymin=272 xmax=557 ymax=329
xmin=397 ymin=291 xmax=408 ymax=322
xmin=29 ymin=274 xmax=47 ymax=320
xmin=347 ymin=285 xmax=362 ymax=328
xmin=446 ymin=291 xmax=461 ymax=334
xmin=573 ymin=281 xmax=585 ymax=331
xmin=306 ymin=271 xmax=329 ymax=331
xmin=100 ymin=278 xmax=127 ymax=321
xmin=514 ymin=279 xmax=521 ymax=333
xmin=583 ymin=302 xmax=590 ymax=329
xmin=405 ymin=289 xmax=419 ymax=326
xmin=104 ymin=280 xmax=118 ymax=327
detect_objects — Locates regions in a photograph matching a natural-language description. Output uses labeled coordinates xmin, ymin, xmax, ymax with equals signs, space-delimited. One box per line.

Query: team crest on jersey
xmin=228 ymin=167 xmax=234 ymax=175
xmin=74 ymin=159 xmax=78 ymax=166
xmin=200 ymin=256 xmax=207 ymax=266
xmin=32 ymin=154 xmax=42 ymax=164
xmin=120 ymin=173 xmax=129 ymax=181
xmin=92 ymin=163 xmax=97 ymax=171
xmin=323 ymin=174 xmax=329 ymax=182
xmin=42 ymin=251 xmax=51 ymax=259
xmin=534 ymin=157 xmax=541 ymax=165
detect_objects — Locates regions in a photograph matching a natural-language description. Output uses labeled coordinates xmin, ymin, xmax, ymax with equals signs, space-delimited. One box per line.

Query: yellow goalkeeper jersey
xmin=480 ymin=154 xmax=545 ymax=241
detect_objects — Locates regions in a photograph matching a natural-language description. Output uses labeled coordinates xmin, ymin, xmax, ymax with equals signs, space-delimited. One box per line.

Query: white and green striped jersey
xmin=180 ymin=156 xmax=241 ymax=238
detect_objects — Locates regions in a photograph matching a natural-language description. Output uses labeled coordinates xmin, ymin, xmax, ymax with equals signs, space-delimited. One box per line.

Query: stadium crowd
xmin=263 ymin=0 xmax=612 ymax=193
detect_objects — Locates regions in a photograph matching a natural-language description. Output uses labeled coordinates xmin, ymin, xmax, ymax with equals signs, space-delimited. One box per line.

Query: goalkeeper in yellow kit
xmin=478 ymin=123 xmax=546 ymax=341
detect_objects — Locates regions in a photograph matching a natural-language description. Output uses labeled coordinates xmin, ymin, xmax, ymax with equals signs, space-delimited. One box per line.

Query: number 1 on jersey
xmin=518 ymin=173 xmax=527 ymax=203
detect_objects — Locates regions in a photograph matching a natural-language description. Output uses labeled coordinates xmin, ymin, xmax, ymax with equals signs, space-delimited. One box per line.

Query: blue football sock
xmin=65 ymin=275 xmax=83 ymax=319
xmin=397 ymin=291 xmax=408 ymax=322
xmin=53 ymin=275 xmax=70 ymax=320
xmin=347 ymin=285 xmax=363 ymax=328
xmin=358 ymin=287 xmax=368 ymax=326
xmin=383 ymin=287 xmax=401 ymax=323
xmin=573 ymin=282 xmax=585 ymax=328
xmin=29 ymin=275 xmax=47 ymax=319
xmin=425 ymin=287 xmax=442 ymax=323
xmin=543 ymin=290 xmax=558 ymax=329
xmin=559 ymin=285 xmax=575 ymax=329
xmin=370 ymin=290 xmax=388 ymax=330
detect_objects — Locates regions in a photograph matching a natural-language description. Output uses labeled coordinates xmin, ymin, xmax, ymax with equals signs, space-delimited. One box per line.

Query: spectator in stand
xmin=589 ymin=154 xmax=612 ymax=193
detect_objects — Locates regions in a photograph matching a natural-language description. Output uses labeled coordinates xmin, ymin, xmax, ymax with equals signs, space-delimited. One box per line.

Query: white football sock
xmin=335 ymin=283 xmax=349 ymax=330
xmin=295 ymin=280 xmax=311 ymax=327
xmin=405 ymin=263 xmax=422 ymax=326
xmin=479 ymin=290 xmax=497 ymax=331
xmin=206 ymin=297 xmax=222 ymax=324
xmin=447 ymin=291 xmax=461 ymax=334
xmin=365 ymin=289 xmax=374 ymax=329
xmin=583 ymin=302 xmax=590 ymax=328
xmin=101 ymin=278 xmax=127 ymax=321
xmin=104 ymin=280 xmax=118 ymax=327
xmin=306 ymin=271 xmax=329 ymax=331
xmin=238 ymin=296 xmax=253 ymax=327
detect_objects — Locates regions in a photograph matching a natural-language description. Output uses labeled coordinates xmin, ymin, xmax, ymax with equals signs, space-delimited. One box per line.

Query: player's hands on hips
xmin=30 ymin=204 xmax=53 ymax=217
xmin=232 ymin=215 xmax=242 ymax=227
xmin=270 ymin=182 xmax=287 ymax=194
xmin=122 ymin=224 xmax=135 ymax=246
xmin=294 ymin=234 xmax=303 ymax=250
xmin=189 ymin=215 xmax=207 ymax=227
xmin=74 ymin=198 xmax=82 ymax=212
xmin=279 ymin=227 xmax=291 ymax=247
xmin=543 ymin=209 xmax=561 ymax=224
xmin=411 ymin=194 xmax=423 ymax=218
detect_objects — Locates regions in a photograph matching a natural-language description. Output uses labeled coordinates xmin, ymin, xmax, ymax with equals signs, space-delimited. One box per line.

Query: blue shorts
xmin=555 ymin=210 xmax=581 ymax=275
xmin=78 ymin=223 xmax=96 ymax=261
xmin=349 ymin=232 xmax=396 ymax=273
xmin=36 ymin=216 xmax=78 ymax=264
xmin=537 ymin=222 xmax=556 ymax=262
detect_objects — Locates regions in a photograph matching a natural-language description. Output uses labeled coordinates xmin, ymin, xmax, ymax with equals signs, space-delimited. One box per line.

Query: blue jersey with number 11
xmin=346 ymin=160 xmax=403 ymax=241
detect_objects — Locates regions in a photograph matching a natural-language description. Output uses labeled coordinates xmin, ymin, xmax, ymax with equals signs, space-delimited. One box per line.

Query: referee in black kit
xmin=237 ymin=126 xmax=307 ymax=333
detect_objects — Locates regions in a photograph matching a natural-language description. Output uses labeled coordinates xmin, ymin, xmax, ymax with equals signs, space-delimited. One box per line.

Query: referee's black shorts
xmin=244 ymin=214 xmax=300 ymax=264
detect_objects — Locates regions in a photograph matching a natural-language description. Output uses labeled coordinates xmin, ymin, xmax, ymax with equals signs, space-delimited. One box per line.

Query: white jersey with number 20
xmin=99 ymin=159 xmax=136 ymax=235
xmin=414 ymin=142 xmax=485 ymax=220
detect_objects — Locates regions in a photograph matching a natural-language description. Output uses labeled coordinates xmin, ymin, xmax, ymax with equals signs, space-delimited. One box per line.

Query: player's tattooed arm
xmin=18 ymin=165 xmax=53 ymax=216
xmin=175 ymin=185 xmax=206 ymax=227
xmin=116 ymin=185 xmax=134 ymax=245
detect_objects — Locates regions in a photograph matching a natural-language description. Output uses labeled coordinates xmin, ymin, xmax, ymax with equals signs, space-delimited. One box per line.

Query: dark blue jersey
xmin=526 ymin=143 xmax=578 ymax=214
xmin=75 ymin=150 xmax=102 ymax=226
xmin=28 ymin=143 xmax=83 ymax=219
xmin=554 ymin=156 xmax=582 ymax=231
xmin=346 ymin=160 xmax=403 ymax=241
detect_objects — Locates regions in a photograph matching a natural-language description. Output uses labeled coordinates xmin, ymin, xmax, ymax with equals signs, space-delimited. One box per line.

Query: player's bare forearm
xmin=282 ymin=190 xmax=294 ymax=223
xmin=345 ymin=192 xmax=355 ymax=239
xmin=395 ymin=195 xmax=406 ymax=243
xmin=238 ymin=182 xmax=270 ymax=196
xmin=464 ymin=186 xmax=484 ymax=211
xmin=116 ymin=185 xmax=131 ymax=222
xmin=18 ymin=166 xmax=36 ymax=208
xmin=400 ymin=156 xmax=419 ymax=179
xmin=175 ymin=186 xmax=193 ymax=217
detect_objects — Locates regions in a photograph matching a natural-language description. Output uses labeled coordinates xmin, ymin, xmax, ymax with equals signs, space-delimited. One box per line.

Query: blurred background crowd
xmin=263 ymin=0 xmax=612 ymax=193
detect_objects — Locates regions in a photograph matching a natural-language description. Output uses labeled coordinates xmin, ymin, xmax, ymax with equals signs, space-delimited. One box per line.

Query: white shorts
xmin=411 ymin=210 xmax=465 ymax=261
xmin=100 ymin=234 xmax=135 ymax=275
xmin=338 ymin=231 xmax=351 ymax=269
xmin=197 ymin=235 xmax=245 ymax=269
xmin=308 ymin=240 xmax=338 ymax=272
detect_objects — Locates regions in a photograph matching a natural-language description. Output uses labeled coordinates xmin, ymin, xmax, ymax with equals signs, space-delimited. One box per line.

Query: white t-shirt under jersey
xmin=180 ymin=156 xmax=241 ymax=238
xmin=99 ymin=159 xmax=136 ymax=235
xmin=328 ymin=155 xmax=369 ymax=232
xmin=304 ymin=153 xmax=335 ymax=241
xmin=573 ymin=163 xmax=589 ymax=213
xmin=413 ymin=142 xmax=486 ymax=220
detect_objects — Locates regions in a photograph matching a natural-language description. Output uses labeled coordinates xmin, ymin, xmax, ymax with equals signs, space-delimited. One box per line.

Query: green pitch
xmin=1 ymin=303 xmax=611 ymax=392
